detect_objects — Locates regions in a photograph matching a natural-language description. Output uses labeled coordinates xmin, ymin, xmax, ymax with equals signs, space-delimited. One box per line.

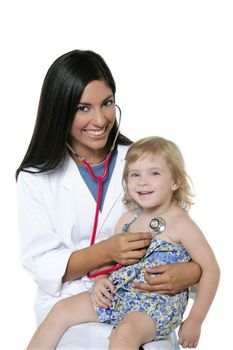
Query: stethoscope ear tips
xmin=148 ymin=217 xmax=166 ymax=236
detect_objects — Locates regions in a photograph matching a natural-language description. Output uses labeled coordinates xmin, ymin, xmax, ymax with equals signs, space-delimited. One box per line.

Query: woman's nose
xmin=92 ymin=108 xmax=106 ymax=126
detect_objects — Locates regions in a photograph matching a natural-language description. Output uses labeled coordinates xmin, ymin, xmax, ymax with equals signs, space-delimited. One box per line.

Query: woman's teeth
xmin=85 ymin=128 xmax=105 ymax=136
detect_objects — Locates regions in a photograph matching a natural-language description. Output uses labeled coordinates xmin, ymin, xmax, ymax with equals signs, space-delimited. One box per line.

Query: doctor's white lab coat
xmin=17 ymin=145 xmax=178 ymax=350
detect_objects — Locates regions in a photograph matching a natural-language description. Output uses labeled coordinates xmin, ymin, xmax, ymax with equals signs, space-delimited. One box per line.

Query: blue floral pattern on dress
xmin=94 ymin=211 xmax=191 ymax=339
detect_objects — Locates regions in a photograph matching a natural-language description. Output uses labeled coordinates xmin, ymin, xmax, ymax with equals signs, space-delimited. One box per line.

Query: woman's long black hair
xmin=16 ymin=50 xmax=132 ymax=180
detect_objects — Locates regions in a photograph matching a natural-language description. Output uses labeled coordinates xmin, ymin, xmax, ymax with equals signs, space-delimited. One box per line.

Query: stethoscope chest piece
xmin=148 ymin=217 xmax=166 ymax=236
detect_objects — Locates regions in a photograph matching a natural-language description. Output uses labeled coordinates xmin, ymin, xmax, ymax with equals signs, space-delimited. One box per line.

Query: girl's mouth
xmin=137 ymin=191 xmax=154 ymax=196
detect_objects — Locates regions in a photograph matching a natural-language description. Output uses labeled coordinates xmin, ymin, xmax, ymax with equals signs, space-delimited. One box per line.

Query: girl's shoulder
xmin=168 ymin=207 xmax=202 ymax=243
xmin=120 ymin=208 xmax=140 ymax=222
xmin=115 ymin=208 xmax=140 ymax=233
xmin=169 ymin=207 xmax=194 ymax=230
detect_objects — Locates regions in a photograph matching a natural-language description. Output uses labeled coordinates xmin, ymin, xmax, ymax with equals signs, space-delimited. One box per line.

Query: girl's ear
xmin=171 ymin=179 xmax=180 ymax=191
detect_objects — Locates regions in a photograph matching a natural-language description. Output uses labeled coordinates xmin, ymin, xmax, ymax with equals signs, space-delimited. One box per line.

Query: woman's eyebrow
xmin=79 ymin=94 xmax=114 ymax=105
xmin=103 ymin=94 xmax=114 ymax=101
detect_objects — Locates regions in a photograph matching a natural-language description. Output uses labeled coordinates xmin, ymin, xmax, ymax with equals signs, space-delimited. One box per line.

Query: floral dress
xmin=94 ymin=211 xmax=191 ymax=339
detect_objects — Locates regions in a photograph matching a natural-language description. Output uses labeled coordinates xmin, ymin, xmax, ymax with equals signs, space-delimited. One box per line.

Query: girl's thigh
xmin=56 ymin=291 xmax=100 ymax=325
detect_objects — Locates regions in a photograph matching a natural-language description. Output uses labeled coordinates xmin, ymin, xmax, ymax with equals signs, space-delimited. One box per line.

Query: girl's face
xmin=127 ymin=154 xmax=179 ymax=213
xmin=70 ymin=80 xmax=115 ymax=162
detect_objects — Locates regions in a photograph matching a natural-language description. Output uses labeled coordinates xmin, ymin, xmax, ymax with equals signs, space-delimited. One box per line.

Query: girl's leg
xmin=27 ymin=291 xmax=99 ymax=350
xmin=108 ymin=311 xmax=156 ymax=350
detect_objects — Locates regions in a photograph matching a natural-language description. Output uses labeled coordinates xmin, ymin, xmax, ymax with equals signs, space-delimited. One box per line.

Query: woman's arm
xmin=18 ymin=172 xmax=152 ymax=290
xmin=131 ymin=260 xmax=201 ymax=295
xmin=63 ymin=230 xmax=152 ymax=281
xmin=17 ymin=172 xmax=73 ymax=296
xmin=63 ymin=210 xmax=152 ymax=281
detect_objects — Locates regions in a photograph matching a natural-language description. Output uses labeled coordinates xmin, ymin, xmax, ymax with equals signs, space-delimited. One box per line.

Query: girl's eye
xmin=77 ymin=105 xmax=89 ymax=113
xmin=152 ymin=171 xmax=160 ymax=176
xmin=129 ymin=173 xmax=139 ymax=177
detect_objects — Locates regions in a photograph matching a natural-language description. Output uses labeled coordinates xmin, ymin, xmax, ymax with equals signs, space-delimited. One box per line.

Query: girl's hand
xmin=131 ymin=261 xmax=201 ymax=295
xmin=91 ymin=276 xmax=115 ymax=308
xmin=178 ymin=317 xmax=201 ymax=348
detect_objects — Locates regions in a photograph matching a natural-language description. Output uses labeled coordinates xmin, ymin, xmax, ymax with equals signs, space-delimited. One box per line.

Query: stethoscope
xmin=67 ymin=104 xmax=167 ymax=278
xmin=66 ymin=105 xmax=123 ymax=278
xmin=148 ymin=217 xmax=166 ymax=237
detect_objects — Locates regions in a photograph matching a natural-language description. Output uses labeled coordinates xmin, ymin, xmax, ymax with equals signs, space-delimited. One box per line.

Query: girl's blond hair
xmin=122 ymin=136 xmax=193 ymax=210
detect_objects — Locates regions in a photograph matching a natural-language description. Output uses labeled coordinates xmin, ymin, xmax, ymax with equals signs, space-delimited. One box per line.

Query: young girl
xmin=26 ymin=136 xmax=220 ymax=350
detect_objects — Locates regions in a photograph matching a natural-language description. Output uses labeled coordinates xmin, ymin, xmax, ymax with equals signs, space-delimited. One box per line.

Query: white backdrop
xmin=1 ymin=1 xmax=232 ymax=349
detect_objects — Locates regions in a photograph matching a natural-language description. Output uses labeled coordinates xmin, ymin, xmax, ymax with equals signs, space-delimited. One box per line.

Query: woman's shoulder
xmin=17 ymin=156 xmax=74 ymax=189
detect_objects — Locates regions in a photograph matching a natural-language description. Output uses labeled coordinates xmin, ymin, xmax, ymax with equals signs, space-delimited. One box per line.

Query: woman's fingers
xmin=131 ymin=281 xmax=169 ymax=294
xmin=112 ymin=232 xmax=152 ymax=250
xmin=131 ymin=267 xmax=173 ymax=294
xmin=131 ymin=263 xmax=199 ymax=295
xmin=106 ymin=232 xmax=152 ymax=264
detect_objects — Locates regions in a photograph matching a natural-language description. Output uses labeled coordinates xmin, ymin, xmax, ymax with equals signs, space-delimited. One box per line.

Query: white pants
xmin=56 ymin=322 xmax=180 ymax=349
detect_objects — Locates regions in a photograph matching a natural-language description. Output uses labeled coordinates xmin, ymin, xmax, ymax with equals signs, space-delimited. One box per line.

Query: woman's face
xmin=70 ymin=80 xmax=115 ymax=162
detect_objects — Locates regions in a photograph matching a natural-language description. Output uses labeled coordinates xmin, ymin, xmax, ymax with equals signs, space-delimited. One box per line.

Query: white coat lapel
xmin=60 ymin=156 xmax=99 ymax=246
xmin=60 ymin=148 xmax=127 ymax=244
xmin=99 ymin=146 xmax=127 ymax=230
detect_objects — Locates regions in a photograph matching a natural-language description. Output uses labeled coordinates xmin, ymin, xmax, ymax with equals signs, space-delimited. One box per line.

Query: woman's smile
xmin=70 ymin=80 xmax=116 ymax=162
xmin=83 ymin=125 xmax=108 ymax=138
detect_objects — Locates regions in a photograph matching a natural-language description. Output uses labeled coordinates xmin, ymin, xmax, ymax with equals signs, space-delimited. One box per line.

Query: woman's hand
xmin=131 ymin=261 xmax=201 ymax=295
xmin=62 ymin=232 xmax=152 ymax=282
xmin=91 ymin=276 xmax=115 ymax=308
xmin=103 ymin=232 xmax=152 ymax=266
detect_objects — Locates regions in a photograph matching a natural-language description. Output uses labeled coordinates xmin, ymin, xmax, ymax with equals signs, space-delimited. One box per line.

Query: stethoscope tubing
xmin=66 ymin=104 xmax=123 ymax=278
xmin=84 ymin=152 xmax=111 ymax=247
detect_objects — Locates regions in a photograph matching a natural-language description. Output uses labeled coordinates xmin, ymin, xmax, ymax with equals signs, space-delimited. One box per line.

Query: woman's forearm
xmin=132 ymin=260 xmax=202 ymax=295
xmin=62 ymin=231 xmax=152 ymax=282
xmin=62 ymin=240 xmax=112 ymax=281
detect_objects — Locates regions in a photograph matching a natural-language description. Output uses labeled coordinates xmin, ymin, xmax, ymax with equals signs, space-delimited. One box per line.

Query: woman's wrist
xmin=62 ymin=240 xmax=113 ymax=282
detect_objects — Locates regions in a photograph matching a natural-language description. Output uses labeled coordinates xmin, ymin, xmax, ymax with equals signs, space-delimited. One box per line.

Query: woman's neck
xmin=67 ymin=143 xmax=108 ymax=166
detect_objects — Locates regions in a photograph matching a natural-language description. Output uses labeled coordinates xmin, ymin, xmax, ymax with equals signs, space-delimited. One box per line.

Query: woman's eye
xmin=77 ymin=105 xmax=89 ymax=113
xmin=102 ymin=99 xmax=114 ymax=107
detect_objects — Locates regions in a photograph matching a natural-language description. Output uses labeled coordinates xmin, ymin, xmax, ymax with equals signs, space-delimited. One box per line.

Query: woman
xmin=16 ymin=50 xmax=201 ymax=349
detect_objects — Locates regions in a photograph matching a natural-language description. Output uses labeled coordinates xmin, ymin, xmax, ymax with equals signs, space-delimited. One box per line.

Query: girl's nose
xmin=139 ymin=176 xmax=149 ymax=186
